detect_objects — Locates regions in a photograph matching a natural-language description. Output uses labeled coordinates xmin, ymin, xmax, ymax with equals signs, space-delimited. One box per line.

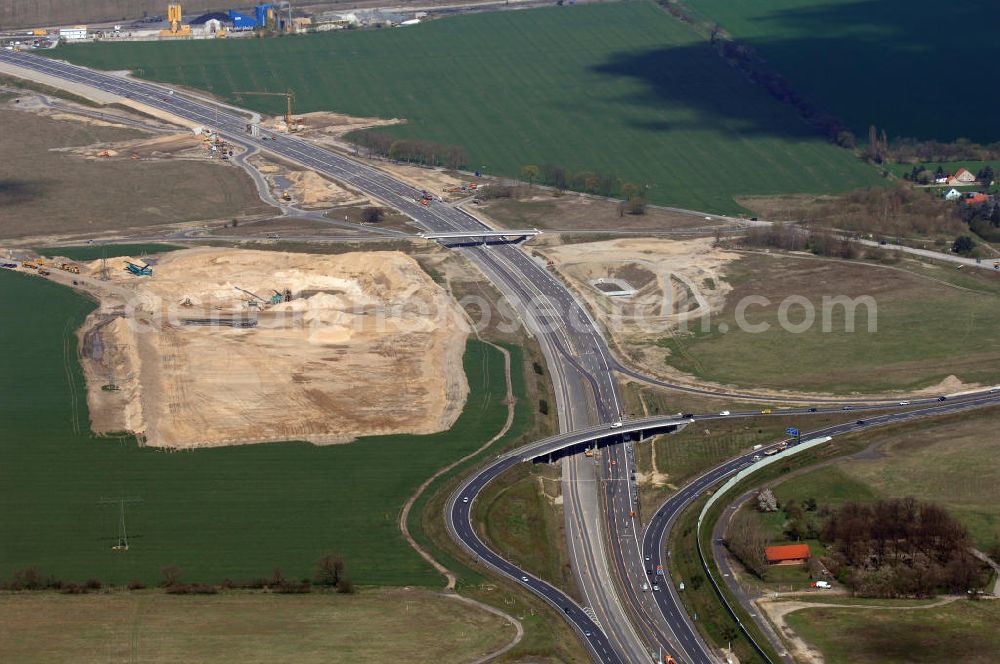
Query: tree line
xmin=519 ymin=163 xmax=648 ymax=214
xmin=733 ymin=222 xmax=860 ymax=259
xmin=0 ymin=554 xmax=355 ymax=595
xmin=355 ymin=131 xmax=468 ymax=169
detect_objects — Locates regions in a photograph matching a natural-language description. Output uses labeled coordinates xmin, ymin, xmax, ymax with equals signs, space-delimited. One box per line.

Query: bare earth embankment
xmin=75 ymin=247 xmax=470 ymax=448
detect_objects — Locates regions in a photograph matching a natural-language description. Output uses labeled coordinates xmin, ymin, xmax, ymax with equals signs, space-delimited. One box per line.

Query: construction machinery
xmin=125 ymin=261 xmax=153 ymax=277
xmin=234 ymin=285 xmax=270 ymax=308
xmin=234 ymin=90 xmax=299 ymax=131
xmin=60 ymin=262 xmax=80 ymax=274
xmin=160 ymin=3 xmax=192 ymax=37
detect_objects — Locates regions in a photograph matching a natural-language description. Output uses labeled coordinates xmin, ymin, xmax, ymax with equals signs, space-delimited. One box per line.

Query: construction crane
xmin=234 ymin=90 xmax=298 ymax=130
xmin=160 ymin=2 xmax=192 ymax=37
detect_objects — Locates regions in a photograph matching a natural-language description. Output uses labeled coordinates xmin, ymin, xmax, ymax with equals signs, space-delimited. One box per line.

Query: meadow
xmin=0 ymin=589 xmax=512 ymax=664
xmin=771 ymin=407 xmax=1000 ymax=548
xmin=658 ymin=254 xmax=1000 ymax=393
xmin=0 ymin=268 xmax=528 ymax=587
xmin=785 ymin=600 xmax=1000 ymax=664
xmin=682 ymin=0 xmax=1000 ymax=144
xmin=50 ymin=2 xmax=881 ymax=214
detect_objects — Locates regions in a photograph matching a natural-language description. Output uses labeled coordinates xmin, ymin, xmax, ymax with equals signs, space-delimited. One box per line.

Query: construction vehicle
xmin=124 ymin=261 xmax=153 ymax=276
xmin=272 ymin=288 xmax=292 ymax=303
xmin=281 ymin=191 xmax=292 ymax=201
xmin=38 ymin=269 xmax=51 ymax=276
xmin=160 ymin=3 xmax=192 ymax=37
xmin=21 ymin=260 xmax=39 ymax=270
xmin=234 ymin=285 xmax=275 ymax=307
xmin=60 ymin=262 xmax=80 ymax=274
xmin=233 ymin=90 xmax=299 ymax=131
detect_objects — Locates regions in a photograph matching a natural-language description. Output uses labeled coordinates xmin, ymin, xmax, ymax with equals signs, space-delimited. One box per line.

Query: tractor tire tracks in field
xmin=398 ymin=340 xmax=523 ymax=662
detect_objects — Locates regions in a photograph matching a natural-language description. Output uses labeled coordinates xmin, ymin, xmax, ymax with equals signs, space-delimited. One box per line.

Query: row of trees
xmin=710 ymin=33 xmax=852 ymax=147
xmin=734 ymin=223 xmax=860 ymax=259
xmin=355 ymin=131 xmax=468 ymax=169
xmin=886 ymin=137 xmax=1000 ymax=165
xmin=518 ymin=163 xmax=649 ymax=213
xmin=0 ymin=554 xmax=355 ymax=595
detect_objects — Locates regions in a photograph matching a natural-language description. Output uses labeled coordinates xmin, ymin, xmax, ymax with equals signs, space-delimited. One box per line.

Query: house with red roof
xmin=765 ymin=543 xmax=810 ymax=566
xmin=948 ymin=167 xmax=977 ymax=185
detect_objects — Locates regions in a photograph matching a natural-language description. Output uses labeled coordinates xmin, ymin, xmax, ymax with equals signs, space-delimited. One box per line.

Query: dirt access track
xmin=74 ymin=247 xmax=470 ymax=449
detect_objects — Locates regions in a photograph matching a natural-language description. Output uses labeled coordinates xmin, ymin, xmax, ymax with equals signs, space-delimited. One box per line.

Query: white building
xmin=59 ymin=26 xmax=88 ymax=40
xmin=944 ymin=188 xmax=962 ymax=201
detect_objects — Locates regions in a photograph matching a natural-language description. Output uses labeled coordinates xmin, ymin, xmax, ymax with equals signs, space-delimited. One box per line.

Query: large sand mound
xmin=78 ymin=247 xmax=470 ymax=448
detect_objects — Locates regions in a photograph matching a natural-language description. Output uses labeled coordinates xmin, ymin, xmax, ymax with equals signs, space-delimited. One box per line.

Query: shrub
xmin=127 ymin=579 xmax=146 ymax=590
xmin=335 ymin=577 xmax=355 ymax=594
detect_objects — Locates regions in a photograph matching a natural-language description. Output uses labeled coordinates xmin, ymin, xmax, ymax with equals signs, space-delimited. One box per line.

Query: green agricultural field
xmin=37 ymin=243 xmax=183 ymax=261
xmin=0 ymin=268 xmax=528 ymax=587
xmin=659 ymin=254 xmax=1000 ymax=393
xmin=49 ymin=2 xmax=881 ymax=214
xmin=771 ymin=407 xmax=1000 ymax=548
xmin=682 ymin=0 xmax=1000 ymax=144
xmin=785 ymin=600 xmax=1000 ymax=664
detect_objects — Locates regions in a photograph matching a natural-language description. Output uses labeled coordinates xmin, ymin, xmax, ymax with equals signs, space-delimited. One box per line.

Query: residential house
xmin=944 ymin=188 xmax=962 ymax=200
xmin=949 ymin=167 xmax=977 ymax=184
xmin=964 ymin=192 xmax=989 ymax=205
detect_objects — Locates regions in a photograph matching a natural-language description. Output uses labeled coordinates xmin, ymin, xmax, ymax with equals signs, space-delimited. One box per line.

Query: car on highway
xmin=462 ymin=496 xmax=469 ymax=503
xmin=760 ymin=408 xmax=772 ymax=414
xmin=642 ymin=582 xmax=649 ymax=592
xmin=842 ymin=405 xmax=853 ymax=410
xmin=652 ymin=584 xmax=660 ymax=591
xmin=856 ymin=420 xmax=865 ymax=425
xmin=719 ymin=410 xmax=730 ymax=416
xmin=808 ymin=407 xmax=818 ymax=412
xmin=521 ymin=575 xmax=529 ymax=582
xmin=584 ymin=630 xmax=592 ymax=637
xmin=609 ymin=421 xmax=623 ymax=428
xmin=898 ymin=400 xmax=911 ymax=406
xmin=938 ymin=396 xmax=947 ymax=401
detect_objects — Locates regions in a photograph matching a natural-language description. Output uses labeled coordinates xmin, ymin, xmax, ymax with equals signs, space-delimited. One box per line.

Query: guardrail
xmin=694 ymin=436 xmax=832 ymax=664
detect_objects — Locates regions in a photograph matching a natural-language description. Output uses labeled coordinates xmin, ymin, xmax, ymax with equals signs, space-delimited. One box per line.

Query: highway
xmin=641 ymin=391 xmax=1000 ymax=664
xmin=7 ymin=49 xmax=1000 ymax=664
xmin=0 ymin=49 xmax=652 ymax=663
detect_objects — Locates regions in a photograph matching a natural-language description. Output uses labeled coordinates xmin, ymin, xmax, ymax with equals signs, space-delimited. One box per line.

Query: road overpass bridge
xmin=419 ymin=229 xmax=541 ymax=240
xmin=520 ymin=416 xmax=694 ymax=462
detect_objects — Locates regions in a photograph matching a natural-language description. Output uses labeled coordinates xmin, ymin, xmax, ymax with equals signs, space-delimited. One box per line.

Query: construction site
xmin=29 ymin=246 xmax=473 ymax=449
